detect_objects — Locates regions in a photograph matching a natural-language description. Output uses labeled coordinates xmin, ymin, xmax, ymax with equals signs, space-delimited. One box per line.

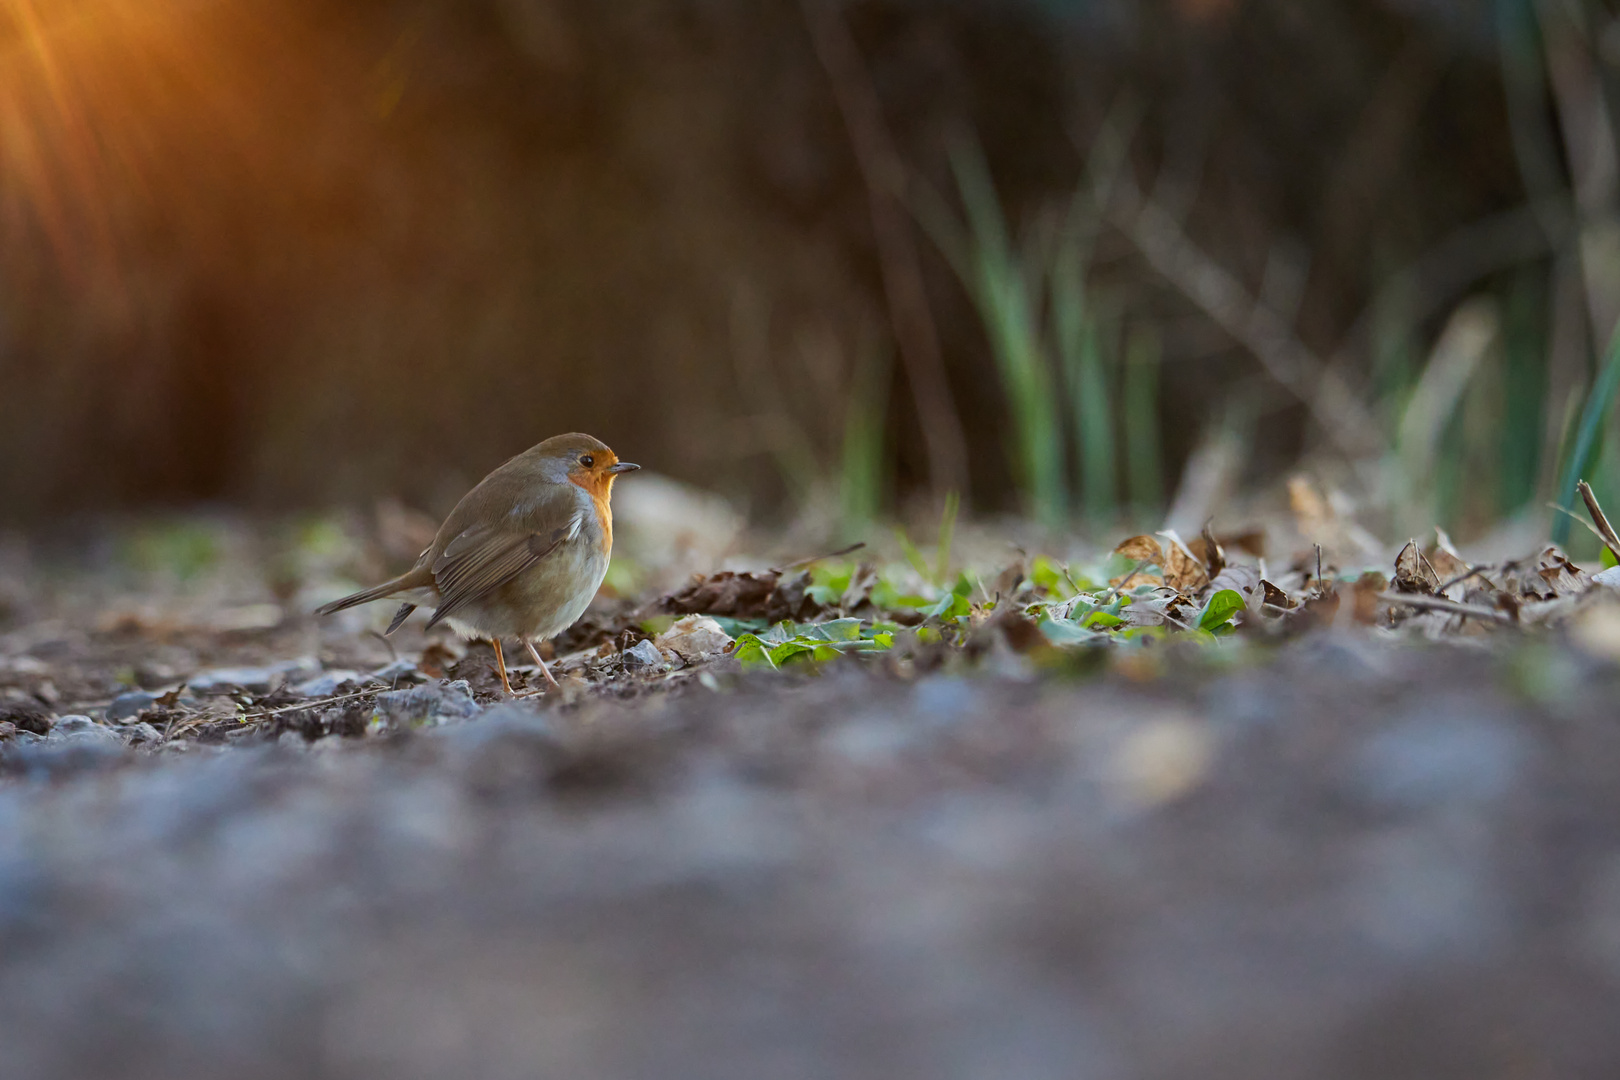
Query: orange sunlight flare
xmin=0 ymin=0 xmax=291 ymax=289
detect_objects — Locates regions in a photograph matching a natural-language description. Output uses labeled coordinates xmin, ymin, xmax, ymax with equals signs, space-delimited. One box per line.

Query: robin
xmin=316 ymin=433 xmax=639 ymax=694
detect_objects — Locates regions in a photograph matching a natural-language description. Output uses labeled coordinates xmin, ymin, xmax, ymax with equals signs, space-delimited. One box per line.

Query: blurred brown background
xmin=0 ymin=0 xmax=1584 ymax=531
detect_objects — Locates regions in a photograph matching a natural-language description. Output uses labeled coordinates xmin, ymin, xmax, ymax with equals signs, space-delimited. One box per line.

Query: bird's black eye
xmin=578 ymin=454 xmax=594 ymax=468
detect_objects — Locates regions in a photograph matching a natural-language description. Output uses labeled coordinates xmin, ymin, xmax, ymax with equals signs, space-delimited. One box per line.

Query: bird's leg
xmin=491 ymin=639 xmax=515 ymax=696
xmin=524 ymin=640 xmax=561 ymax=691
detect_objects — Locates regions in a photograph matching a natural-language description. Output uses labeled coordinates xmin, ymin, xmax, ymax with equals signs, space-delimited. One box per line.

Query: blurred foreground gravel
xmin=5 ymin=637 xmax=1620 ymax=1079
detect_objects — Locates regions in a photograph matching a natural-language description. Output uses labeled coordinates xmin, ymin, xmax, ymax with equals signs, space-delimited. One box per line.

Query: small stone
xmin=373 ymin=679 xmax=482 ymax=729
xmin=186 ymin=667 xmax=277 ymax=693
xmin=188 ymin=657 xmax=319 ymax=694
xmin=133 ymin=662 xmax=178 ymax=689
xmin=0 ymin=721 xmax=15 ymax=740
xmin=106 ymin=690 xmax=158 ymax=722
xmin=622 ymin=639 xmax=667 ymax=670
xmin=46 ymin=715 xmax=125 ymax=747
xmin=292 ymin=671 xmax=363 ymax=697
xmin=0 ymin=655 xmax=47 ymax=677
xmin=124 ymin=722 xmax=163 ymax=745
xmin=368 ymin=658 xmax=425 ymax=686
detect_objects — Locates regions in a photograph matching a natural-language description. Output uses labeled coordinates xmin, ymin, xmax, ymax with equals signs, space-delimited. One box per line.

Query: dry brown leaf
xmin=1298 ymin=584 xmax=1341 ymax=627
xmin=661 ymin=569 xmax=822 ymax=622
xmin=1392 ymin=541 xmax=1441 ymax=594
xmin=1288 ymin=476 xmax=1333 ymax=539
xmin=1425 ymin=529 xmax=1469 ymax=590
xmin=1194 ymin=523 xmax=1226 ymax=577
xmin=1260 ymin=579 xmax=1296 ymax=611
xmin=1535 ymin=546 xmax=1589 ymax=597
xmin=991 ymin=561 xmax=1026 ymax=602
xmin=1352 ymin=571 xmax=1391 ymax=623
xmin=1113 ymin=535 xmax=1165 ymax=565
xmin=1109 ymin=570 xmax=1165 ymax=590
xmin=1158 ymin=530 xmax=1211 ymax=595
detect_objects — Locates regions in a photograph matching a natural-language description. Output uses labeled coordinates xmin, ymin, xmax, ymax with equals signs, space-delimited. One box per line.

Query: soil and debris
xmin=7 ymin=500 xmax=1620 ymax=1077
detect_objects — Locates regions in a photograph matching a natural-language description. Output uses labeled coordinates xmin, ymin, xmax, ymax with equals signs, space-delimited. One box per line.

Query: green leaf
xmin=768 ymin=641 xmax=816 ymax=666
xmin=1197 ymin=589 xmax=1245 ymax=631
xmin=710 ymin=616 xmax=767 ymax=638
xmin=1604 ymin=545 xmax=1619 ymax=570
xmin=1029 ymin=555 xmax=1069 ymax=596
xmin=817 ymin=618 xmax=865 ymax=641
xmin=805 ymin=584 xmax=841 ymax=606
xmin=870 ymin=579 xmax=933 ymax=611
xmin=1082 ymin=610 xmax=1123 ymax=629
xmin=731 ymin=634 xmax=776 ymax=669
xmin=1039 ymin=617 xmax=1106 ymax=645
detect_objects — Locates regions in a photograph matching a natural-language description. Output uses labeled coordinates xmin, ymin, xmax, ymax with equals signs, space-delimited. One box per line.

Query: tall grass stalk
xmin=1053 ymin=241 xmax=1116 ymax=521
xmin=1552 ymin=321 xmax=1620 ymax=545
xmin=945 ymin=139 xmax=1067 ymax=530
xmin=1499 ymin=266 xmax=1547 ymax=515
xmin=840 ymin=338 xmax=891 ymax=533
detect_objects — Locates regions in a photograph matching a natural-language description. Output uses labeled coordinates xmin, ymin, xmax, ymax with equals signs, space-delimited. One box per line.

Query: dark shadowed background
xmin=0 ymin=0 xmax=1602 ymax=539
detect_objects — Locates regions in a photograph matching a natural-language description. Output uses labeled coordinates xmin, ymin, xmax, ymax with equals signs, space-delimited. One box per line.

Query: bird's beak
xmin=607 ymin=462 xmax=641 ymax=475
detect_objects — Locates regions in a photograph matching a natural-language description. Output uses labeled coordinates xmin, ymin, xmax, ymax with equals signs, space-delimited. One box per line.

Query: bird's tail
xmin=315 ymin=567 xmax=432 ymax=617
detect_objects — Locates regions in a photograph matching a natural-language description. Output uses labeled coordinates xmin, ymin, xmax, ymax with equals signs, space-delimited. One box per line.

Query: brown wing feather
xmin=425 ymin=524 xmax=572 ymax=630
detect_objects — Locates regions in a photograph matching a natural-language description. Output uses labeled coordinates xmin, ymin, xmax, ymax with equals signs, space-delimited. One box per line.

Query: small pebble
xmin=46 ymin=715 xmax=126 ymax=748
xmin=292 ymin=671 xmax=363 ymax=697
xmin=106 ymin=690 xmax=158 ymax=722
xmin=188 ymin=657 xmax=320 ymax=694
xmin=369 ymin=658 xmax=425 ymax=686
xmin=373 ymin=679 xmax=482 ymax=729
xmin=124 ymin=722 xmax=163 ymax=745
xmin=622 ymin=639 xmax=667 ymax=670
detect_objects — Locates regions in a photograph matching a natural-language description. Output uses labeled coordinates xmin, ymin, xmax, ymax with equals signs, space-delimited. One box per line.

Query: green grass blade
xmin=935 ymin=490 xmax=959 ymax=583
xmin=1052 ymin=240 xmax=1115 ymax=521
xmin=1552 ymin=321 xmax=1620 ymax=544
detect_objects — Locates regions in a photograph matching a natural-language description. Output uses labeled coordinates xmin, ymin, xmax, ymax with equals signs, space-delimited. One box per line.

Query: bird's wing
xmin=425 ymin=497 xmax=582 ymax=630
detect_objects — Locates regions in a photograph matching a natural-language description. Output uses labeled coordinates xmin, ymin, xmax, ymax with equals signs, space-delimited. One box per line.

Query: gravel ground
xmin=5 ymin=634 xmax=1620 ymax=1079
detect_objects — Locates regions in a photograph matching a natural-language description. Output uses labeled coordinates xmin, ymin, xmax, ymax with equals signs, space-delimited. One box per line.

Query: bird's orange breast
xmin=568 ymin=473 xmax=615 ymax=553
xmin=591 ymin=492 xmax=613 ymax=553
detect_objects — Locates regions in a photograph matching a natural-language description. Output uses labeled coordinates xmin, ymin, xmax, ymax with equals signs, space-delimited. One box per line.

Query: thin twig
xmin=775 ymin=541 xmax=867 ymax=573
xmin=238 ymin=687 xmax=383 ymax=722
xmin=1548 ymin=502 xmax=1614 ymax=549
xmin=1377 ymin=592 xmax=1515 ymax=625
xmin=1107 ymin=558 xmax=1154 ymax=599
xmin=1107 ymin=179 xmax=1384 ymax=464
xmin=1577 ymin=480 xmax=1620 ymax=560
xmin=1434 ymin=565 xmax=1492 ymax=595
xmin=800 ymin=0 xmax=969 ymax=499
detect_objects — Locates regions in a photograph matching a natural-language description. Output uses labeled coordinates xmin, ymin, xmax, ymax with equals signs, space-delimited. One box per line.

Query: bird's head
xmin=533 ymin=433 xmax=639 ymax=499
